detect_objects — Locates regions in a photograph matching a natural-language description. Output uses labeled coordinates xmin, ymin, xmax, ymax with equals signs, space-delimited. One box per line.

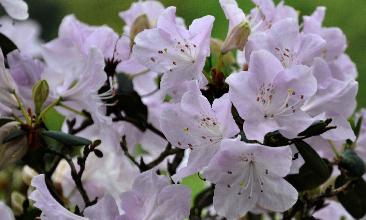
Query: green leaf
xmin=41 ymin=130 xmax=91 ymax=146
xmin=32 ymin=80 xmax=49 ymax=115
xmin=3 ymin=129 xmax=26 ymax=144
xmin=339 ymin=149 xmax=366 ymax=178
xmin=0 ymin=33 xmax=17 ymax=56
xmin=42 ymin=108 xmax=65 ymax=131
xmin=336 ymin=175 xmax=366 ymax=218
xmin=286 ymin=140 xmax=332 ymax=191
xmin=181 ymin=174 xmax=206 ymax=204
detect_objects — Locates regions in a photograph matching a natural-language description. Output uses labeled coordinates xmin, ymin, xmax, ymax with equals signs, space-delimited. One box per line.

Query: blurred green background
xmin=12 ymin=0 xmax=366 ymax=108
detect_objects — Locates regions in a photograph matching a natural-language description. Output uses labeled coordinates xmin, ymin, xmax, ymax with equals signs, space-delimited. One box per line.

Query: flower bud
xmin=32 ymin=80 xmax=49 ymax=115
xmin=0 ymin=122 xmax=28 ymax=170
xmin=211 ymin=38 xmax=236 ymax=65
xmin=11 ymin=191 xmax=25 ymax=216
xmin=22 ymin=165 xmax=38 ymax=186
xmin=221 ymin=21 xmax=250 ymax=54
xmin=130 ymin=14 xmax=150 ymax=50
xmin=339 ymin=149 xmax=365 ymax=178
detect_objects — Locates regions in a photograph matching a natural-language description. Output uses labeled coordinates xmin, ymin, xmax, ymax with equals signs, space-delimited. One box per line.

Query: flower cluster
xmin=0 ymin=0 xmax=364 ymax=220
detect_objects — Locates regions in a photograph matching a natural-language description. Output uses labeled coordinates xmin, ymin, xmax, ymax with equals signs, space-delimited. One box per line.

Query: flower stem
xmin=12 ymin=92 xmax=31 ymax=125
xmin=58 ymin=102 xmax=88 ymax=118
xmin=328 ymin=140 xmax=341 ymax=158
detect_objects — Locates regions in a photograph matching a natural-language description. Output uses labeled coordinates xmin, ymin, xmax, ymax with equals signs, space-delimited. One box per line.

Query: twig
xmin=282 ymin=179 xmax=354 ymax=220
xmin=120 ymin=137 xmax=183 ymax=172
xmin=45 ymin=142 xmax=100 ymax=211
xmin=114 ymin=115 xmax=166 ymax=140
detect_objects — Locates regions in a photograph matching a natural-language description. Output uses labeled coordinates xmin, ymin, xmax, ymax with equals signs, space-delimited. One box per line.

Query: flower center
xmin=256 ymin=83 xmax=304 ymax=119
xmin=275 ymin=47 xmax=294 ymax=68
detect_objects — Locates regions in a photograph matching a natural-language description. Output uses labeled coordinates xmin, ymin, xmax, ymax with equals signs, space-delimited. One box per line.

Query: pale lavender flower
xmin=303 ymin=7 xmax=347 ymax=61
xmin=83 ymin=195 xmax=122 ymax=220
xmin=29 ymin=174 xmax=87 ymax=220
xmin=7 ymin=50 xmax=43 ymax=105
xmin=160 ymin=81 xmax=239 ymax=181
xmin=0 ymin=0 xmax=28 ymax=20
xmin=43 ymin=15 xmax=127 ymax=63
xmin=302 ymin=58 xmax=358 ymax=118
xmin=132 ymin=6 xmax=214 ymax=96
xmin=120 ymin=169 xmax=191 ymax=220
xmin=30 ymin=175 xmax=124 ymax=220
xmin=249 ymin=0 xmax=298 ymax=31
xmin=0 ymin=17 xmax=42 ymax=56
xmin=53 ymin=125 xmax=139 ymax=209
xmin=204 ymin=138 xmax=297 ymax=219
xmin=245 ymin=18 xmax=326 ymax=68
xmin=226 ymin=50 xmax=317 ymax=142
xmin=119 ymin=0 xmax=165 ymax=35
xmin=42 ymin=48 xmax=110 ymax=124
xmin=0 ymin=49 xmax=19 ymax=116
xmin=313 ymin=200 xmax=352 ymax=220
xmin=0 ymin=201 xmax=15 ymax=220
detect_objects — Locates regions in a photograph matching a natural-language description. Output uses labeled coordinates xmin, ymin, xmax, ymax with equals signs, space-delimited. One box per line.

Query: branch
xmin=66 ymin=112 xmax=93 ymax=135
xmin=282 ymin=179 xmax=354 ymax=220
xmin=120 ymin=136 xmax=183 ymax=172
xmin=45 ymin=141 xmax=101 ymax=211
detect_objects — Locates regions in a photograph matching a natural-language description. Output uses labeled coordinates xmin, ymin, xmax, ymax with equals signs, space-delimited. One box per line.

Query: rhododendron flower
xmin=53 ymin=126 xmax=139 ymax=209
xmin=0 ymin=0 xmax=28 ymax=20
xmin=42 ymin=48 xmax=110 ymax=124
xmin=119 ymin=0 xmax=165 ymax=35
xmin=204 ymin=138 xmax=297 ymax=219
xmin=120 ymin=170 xmax=191 ymax=220
xmin=249 ymin=0 xmax=298 ymax=31
xmin=30 ymin=175 xmax=123 ymax=220
xmin=0 ymin=49 xmax=20 ymax=116
xmin=43 ymin=15 xmax=128 ymax=64
xmin=160 ymin=81 xmax=239 ymax=181
xmin=245 ymin=18 xmax=326 ymax=68
xmin=7 ymin=50 xmax=43 ymax=104
xmin=133 ymin=6 xmax=214 ymax=95
xmin=0 ymin=17 xmax=42 ymax=56
xmin=227 ymin=50 xmax=317 ymax=142
xmin=302 ymin=58 xmax=358 ymax=118
xmin=0 ymin=202 xmax=15 ymax=220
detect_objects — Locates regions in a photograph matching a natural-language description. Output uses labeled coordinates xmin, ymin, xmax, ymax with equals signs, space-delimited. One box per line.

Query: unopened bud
xmin=211 ymin=38 xmax=236 ymax=65
xmin=22 ymin=165 xmax=38 ymax=186
xmin=0 ymin=122 xmax=28 ymax=170
xmin=11 ymin=191 xmax=25 ymax=216
xmin=221 ymin=21 xmax=250 ymax=54
xmin=339 ymin=149 xmax=365 ymax=178
xmin=130 ymin=14 xmax=150 ymax=50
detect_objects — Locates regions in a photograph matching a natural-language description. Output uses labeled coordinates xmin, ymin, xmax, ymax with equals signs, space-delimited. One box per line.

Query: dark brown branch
xmin=120 ymin=137 xmax=183 ymax=172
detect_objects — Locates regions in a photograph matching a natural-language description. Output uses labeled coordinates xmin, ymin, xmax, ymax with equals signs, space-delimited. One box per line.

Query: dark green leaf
xmin=41 ymin=130 xmax=91 ymax=146
xmin=336 ymin=175 xmax=366 ymax=218
xmin=263 ymin=131 xmax=289 ymax=147
xmin=286 ymin=140 xmax=332 ymax=191
xmin=0 ymin=33 xmax=17 ymax=56
xmin=3 ymin=129 xmax=26 ymax=144
xmin=0 ymin=118 xmax=14 ymax=127
xmin=339 ymin=149 xmax=366 ymax=177
xmin=93 ymin=149 xmax=103 ymax=158
xmin=354 ymin=116 xmax=363 ymax=138
xmin=298 ymin=119 xmax=332 ymax=137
